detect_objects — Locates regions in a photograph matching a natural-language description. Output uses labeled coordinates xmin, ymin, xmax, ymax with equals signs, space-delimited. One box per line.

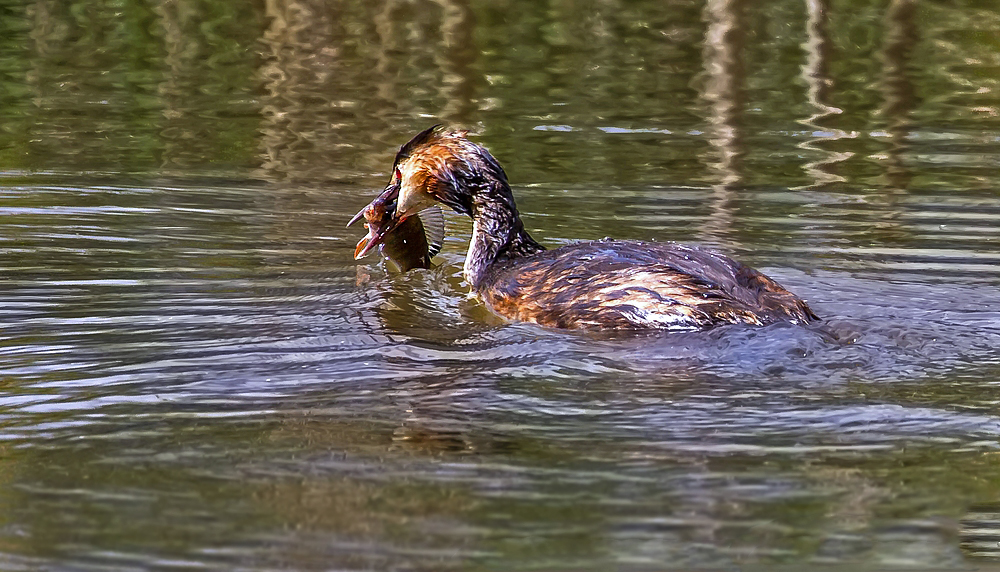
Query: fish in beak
xmin=348 ymin=183 xmax=402 ymax=260
xmin=348 ymin=182 xmax=444 ymax=272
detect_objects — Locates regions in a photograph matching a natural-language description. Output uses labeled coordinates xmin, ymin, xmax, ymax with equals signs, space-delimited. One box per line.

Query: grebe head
xmin=360 ymin=126 xmax=533 ymax=277
xmin=391 ymin=125 xmax=511 ymax=220
xmin=358 ymin=125 xmax=497 ymax=254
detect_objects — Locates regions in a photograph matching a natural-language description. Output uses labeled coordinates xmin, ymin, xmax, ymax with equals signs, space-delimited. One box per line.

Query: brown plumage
xmin=363 ymin=125 xmax=818 ymax=331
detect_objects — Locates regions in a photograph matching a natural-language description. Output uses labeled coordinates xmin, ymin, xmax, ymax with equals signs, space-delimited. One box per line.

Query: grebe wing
xmin=418 ymin=206 xmax=445 ymax=259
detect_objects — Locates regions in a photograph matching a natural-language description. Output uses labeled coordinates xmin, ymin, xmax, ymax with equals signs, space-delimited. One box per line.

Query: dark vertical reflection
xmin=433 ymin=0 xmax=477 ymax=124
xmin=25 ymin=0 xmax=69 ymax=170
xmin=26 ymin=0 xmax=62 ymax=64
xmin=697 ymin=0 xmax=746 ymax=246
xmin=257 ymin=0 xmax=345 ymax=183
xmin=371 ymin=0 xmax=409 ymax=133
xmin=257 ymin=0 xmax=479 ymax=184
xmin=869 ymin=0 xmax=918 ymax=243
xmin=155 ymin=0 xmax=200 ymax=171
xmin=370 ymin=0 xmax=477 ymax=130
xmin=20 ymin=0 xmax=259 ymax=173
xmin=797 ymin=0 xmax=852 ymax=188
xmin=878 ymin=0 xmax=918 ymax=192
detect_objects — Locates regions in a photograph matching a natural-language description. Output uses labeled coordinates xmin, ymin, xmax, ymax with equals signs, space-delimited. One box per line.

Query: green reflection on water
xmin=0 ymin=0 xmax=262 ymax=173
xmin=1 ymin=0 xmax=1000 ymax=569
xmin=0 ymin=0 xmax=999 ymax=190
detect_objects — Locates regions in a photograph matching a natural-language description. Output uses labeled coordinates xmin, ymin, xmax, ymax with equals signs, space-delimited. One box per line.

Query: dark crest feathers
xmin=392 ymin=124 xmax=443 ymax=171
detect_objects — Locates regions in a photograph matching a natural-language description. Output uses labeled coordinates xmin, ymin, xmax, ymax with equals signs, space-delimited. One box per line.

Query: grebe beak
xmin=354 ymin=233 xmax=376 ymax=259
xmin=346 ymin=207 xmax=366 ymax=228
xmin=394 ymin=184 xmax=438 ymax=222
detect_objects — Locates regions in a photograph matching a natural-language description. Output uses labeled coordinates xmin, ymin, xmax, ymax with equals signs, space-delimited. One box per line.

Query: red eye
xmin=394 ymin=167 xmax=402 ymax=181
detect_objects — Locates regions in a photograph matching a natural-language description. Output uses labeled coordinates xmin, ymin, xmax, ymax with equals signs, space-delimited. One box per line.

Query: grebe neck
xmin=464 ymin=178 xmax=544 ymax=289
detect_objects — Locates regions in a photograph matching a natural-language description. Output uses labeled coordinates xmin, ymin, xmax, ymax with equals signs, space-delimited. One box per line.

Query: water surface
xmin=2 ymin=0 xmax=1000 ymax=569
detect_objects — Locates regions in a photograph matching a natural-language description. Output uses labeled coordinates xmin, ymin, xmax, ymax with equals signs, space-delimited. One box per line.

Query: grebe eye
xmin=394 ymin=167 xmax=402 ymax=182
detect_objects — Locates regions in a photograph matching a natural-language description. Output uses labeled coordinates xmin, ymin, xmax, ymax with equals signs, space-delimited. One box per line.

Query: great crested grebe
xmin=356 ymin=125 xmax=818 ymax=330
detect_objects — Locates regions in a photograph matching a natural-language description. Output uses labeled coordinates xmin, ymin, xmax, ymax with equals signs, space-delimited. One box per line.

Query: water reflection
xmin=867 ymin=0 xmax=919 ymax=247
xmin=3 ymin=0 xmax=1000 ymax=190
xmin=876 ymin=0 xmax=918 ymax=192
xmin=257 ymin=0 xmax=481 ymax=184
xmin=1 ymin=174 xmax=1000 ymax=566
xmin=696 ymin=0 xmax=745 ymax=247
xmin=797 ymin=0 xmax=853 ymax=188
xmin=961 ymin=504 xmax=1000 ymax=561
xmin=258 ymin=0 xmax=352 ymax=183
xmin=4 ymin=0 xmax=1000 ymax=569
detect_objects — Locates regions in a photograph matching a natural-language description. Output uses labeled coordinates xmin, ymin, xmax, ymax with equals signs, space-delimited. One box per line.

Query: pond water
xmin=3 ymin=0 xmax=1000 ymax=569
